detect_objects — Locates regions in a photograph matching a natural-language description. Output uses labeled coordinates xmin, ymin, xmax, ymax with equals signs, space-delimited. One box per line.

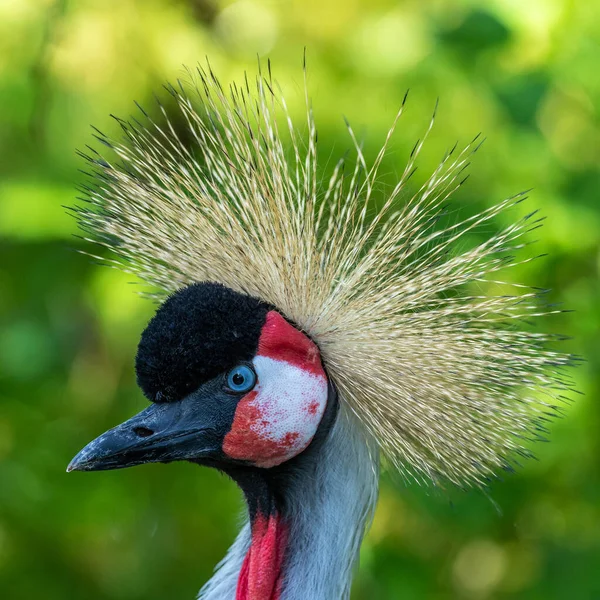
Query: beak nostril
xmin=133 ymin=426 xmax=154 ymax=438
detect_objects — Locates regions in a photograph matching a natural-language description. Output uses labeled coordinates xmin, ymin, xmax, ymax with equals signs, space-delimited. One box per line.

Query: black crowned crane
xmin=68 ymin=64 xmax=574 ymax=600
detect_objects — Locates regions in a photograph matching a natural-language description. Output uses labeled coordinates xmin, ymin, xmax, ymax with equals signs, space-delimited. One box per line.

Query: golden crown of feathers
xmin=73 ymin=61 xmax=575 ymax=487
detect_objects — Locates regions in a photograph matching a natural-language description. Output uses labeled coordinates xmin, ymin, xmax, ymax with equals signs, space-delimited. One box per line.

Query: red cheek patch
xmin=223 ymin=311 xmax=328 ymax=468
xmin=306 ymin=400 xmax=320 ymax=416
xmin=257 ymin=311 xmax=324 ymax=377
xmin=223 ymin=391 xmax=302 ymax=465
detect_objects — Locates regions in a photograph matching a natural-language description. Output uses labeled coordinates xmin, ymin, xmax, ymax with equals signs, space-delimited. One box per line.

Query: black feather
xmin=135 ymin=282 xmax=271 ymax=402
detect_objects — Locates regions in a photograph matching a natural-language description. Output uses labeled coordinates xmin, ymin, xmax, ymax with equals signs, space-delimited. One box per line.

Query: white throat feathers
xmin=198 ymin=407 xmax=379 ymax=600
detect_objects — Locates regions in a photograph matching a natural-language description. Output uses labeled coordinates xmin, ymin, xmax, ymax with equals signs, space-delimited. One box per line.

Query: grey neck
xmin=198 ymin=407 xmax=380 ymax=600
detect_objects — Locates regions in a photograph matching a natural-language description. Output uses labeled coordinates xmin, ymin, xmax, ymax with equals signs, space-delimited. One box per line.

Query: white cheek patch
xmin=252 ymin=355 xmax=328 ymax=464
xmin=222 ymin=355 xmax=328 ymax=468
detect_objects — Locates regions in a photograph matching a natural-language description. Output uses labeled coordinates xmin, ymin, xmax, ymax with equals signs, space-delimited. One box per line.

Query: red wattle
xmin=236 ymin=512 xmax=288 ymax=600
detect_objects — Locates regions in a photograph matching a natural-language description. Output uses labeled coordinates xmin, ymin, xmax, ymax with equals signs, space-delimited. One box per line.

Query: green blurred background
xmin=0 ymin=0 xmax=599 ymax=598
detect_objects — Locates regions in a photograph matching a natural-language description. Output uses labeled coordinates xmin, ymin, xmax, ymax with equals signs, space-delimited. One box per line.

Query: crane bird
xmin=68 ymin=63 xmax=574 ymax=600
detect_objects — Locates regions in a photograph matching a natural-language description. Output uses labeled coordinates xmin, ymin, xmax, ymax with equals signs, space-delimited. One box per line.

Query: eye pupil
xmin=227 ymin=365 xmax=256 ymax=393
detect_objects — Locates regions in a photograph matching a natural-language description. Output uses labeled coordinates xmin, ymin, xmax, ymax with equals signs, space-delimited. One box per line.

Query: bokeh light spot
xmin=453 ymin=539 xmax=507 ymax=596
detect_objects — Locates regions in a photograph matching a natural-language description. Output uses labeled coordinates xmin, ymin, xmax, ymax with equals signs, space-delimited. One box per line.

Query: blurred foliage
xmin=0 ymin=0 xmax=599 ymax=599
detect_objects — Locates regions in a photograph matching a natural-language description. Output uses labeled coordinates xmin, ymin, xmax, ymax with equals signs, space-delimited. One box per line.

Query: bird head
xmin=68 ymin=282 xmax=334 ymax=474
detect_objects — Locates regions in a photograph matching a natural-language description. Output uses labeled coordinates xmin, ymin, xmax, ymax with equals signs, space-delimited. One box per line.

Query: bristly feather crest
xmin=73 ymin=61 xmax=576 ymax=487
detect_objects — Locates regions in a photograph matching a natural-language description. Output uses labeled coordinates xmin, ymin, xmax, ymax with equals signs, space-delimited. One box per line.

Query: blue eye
xmin=226 ymin=364 xmax=257 ymax=393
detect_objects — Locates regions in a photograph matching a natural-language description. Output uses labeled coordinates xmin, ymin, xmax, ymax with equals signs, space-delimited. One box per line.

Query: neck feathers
xmin=198 ymin=408 xmax=379 ymax=600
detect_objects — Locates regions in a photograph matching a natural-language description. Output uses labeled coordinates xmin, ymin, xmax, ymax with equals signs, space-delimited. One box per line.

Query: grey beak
xmin=67 ymin=400 xmax=221 ymax=472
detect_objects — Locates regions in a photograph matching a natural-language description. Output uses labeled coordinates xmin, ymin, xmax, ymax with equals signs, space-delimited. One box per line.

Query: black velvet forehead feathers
xmin=135 ymin=282 xmax=271 ymax=402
